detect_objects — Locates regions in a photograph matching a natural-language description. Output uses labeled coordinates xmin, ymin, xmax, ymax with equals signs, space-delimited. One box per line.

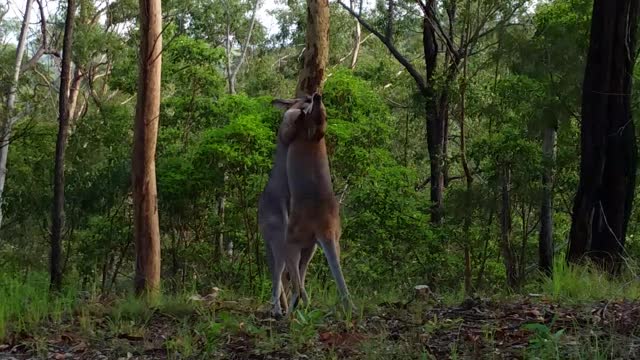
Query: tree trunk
xmin=500 ymin=167 xmax=518 ymax=288
xmin=224 ymin=2 xmax=234 ymax=95
xmin=296 ymin=0 xmax=329 ymax=97
xmin=349 ymin=16 xmax=361 ymax=69
xmin=567 ymin=0 xmax=639 ymax=273
xmin=50 ymin=0 xmax=75 ymax=292
xmin=229 ymin=0 xmax=259 ymax=93
xmin=216 ymin=173 xmax=229 ymax=258
xmin=422 ymin=9 xmax=443 ymax=225
xmin=539 ymin=125 xmax=557 ymax=275
xmin=459 ymin=47 xmax=472 ymax=295
xmin=0 ymin=0 xmax=34 ymax=229
xmin=133 ymin=0 xmax=162 ymax=298
xmin=67 ymin=68 xmax=84 ymax=124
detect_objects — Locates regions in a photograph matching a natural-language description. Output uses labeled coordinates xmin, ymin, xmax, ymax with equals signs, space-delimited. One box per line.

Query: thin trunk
xmin=475 ymin=210 xmax=494 ymax=290
xmin=67 ymin=68 xmax=83 ymax=123
xmin=216 ymin=173 xmax=227 ymax=258
xmin=133 ymin=0 xmax=162 ymax=298
xmin=442 ymin=103 xmax=450 ymax=187
xmin=519 ymin=203 xmax=528 ymax=281
xmin=350 ymin=17 xmax=361 ymax=69
xmin=422 ymin=5 xmax=443 ymax=225
xmin=225 ymin=3 xmax=234 ymax=94
xmin=385 ymin=0 xmax=394 ymax=41
xmin=500 ymin=167 xmax=518 ymax=289
xmin=567 ymin=0 xmax=639 ymax=273
xmin=539 ymin=125 xmax=556 ymax=275
xmin=229 ymin=0 xmax=259 ymax=93
xmin=109 ymin=238 xmax=132 ymax=294
xmin=459 ymin=44 xmax=472 ymax=295
xmin=0 ymin=0 xmax=34 ymax=229
xmin=296 ymin=0 xmax=329 ymax=97
xmin=50 ymin=0 xmax=75 ymax=292
xmin=403 ymin=112 xmax=409 ymax=166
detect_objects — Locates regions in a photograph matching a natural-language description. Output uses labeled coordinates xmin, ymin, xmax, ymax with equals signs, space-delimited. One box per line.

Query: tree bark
xmin=349 ymin=0 xmax=361 ymax=70
xmin=539 ymin=125 xmax=557 ymax=275
xmin=500 ymin=167 xmax=518 ymax=289
xmin=567 ymin=0 xmax=639 ymax=273
xmin=67 ymin=68 xmax=84 ymax=124
xmin=224 ymin=1 xmax=233 ymax=94
xmin=422 ymin=8 xmax=444 ymax=225
xmin=0 ymin=0 xmax=34 ymax=229
xmin=50 ymin=0 xmax=75 ymax=292
xmin=459 ymin=42 xmax=472 ymax=295
xmin=296 ymin=0 xmax=329 ymax=97
xmin=133 ymin=0 xmax=162 ymax=297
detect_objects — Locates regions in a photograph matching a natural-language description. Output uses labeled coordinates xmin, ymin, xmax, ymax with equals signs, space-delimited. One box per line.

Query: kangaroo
xmin=259 ymin=95 xmax=317 ymax=318
xmin=275 ymin=92 xmax=354 ymax=313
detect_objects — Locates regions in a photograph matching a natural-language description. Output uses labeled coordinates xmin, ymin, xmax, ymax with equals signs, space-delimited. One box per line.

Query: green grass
xmin=1 ymin=266 xmax=639 ymax=358
xmin=542 ymin=258 xmax=640 ymax=303
xmin=0 ymin=272 xmax=77 ymax=341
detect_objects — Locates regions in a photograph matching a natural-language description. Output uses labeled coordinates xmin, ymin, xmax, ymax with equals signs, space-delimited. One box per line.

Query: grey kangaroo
xmin=258 ymin=95 xmax=316 ymax=318
xmin=270 ymin=92 xmax=354 ymax=314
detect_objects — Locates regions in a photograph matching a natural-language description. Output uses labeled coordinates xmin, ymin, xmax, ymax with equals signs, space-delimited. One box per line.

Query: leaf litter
xmin=1 ymin=295 xmax=640 ymax=359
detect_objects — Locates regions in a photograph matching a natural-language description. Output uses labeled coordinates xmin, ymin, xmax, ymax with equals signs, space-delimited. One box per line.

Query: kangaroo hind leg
xmin=284 ymin=246 xmax=303 ymax=313
xmin=263 ymin=225 xmax=287 ymax=319
xmin=317 ymin=235 xmax=355 ymax=312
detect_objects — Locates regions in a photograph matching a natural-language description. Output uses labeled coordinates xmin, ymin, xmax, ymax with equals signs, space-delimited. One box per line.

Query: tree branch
xmin=337 ymin=0 xmax=426 ymax=92
xmin=20 ymin=0 xmax=59 ymax=73
xmin=418 ymin=0 xmax=459 ymax=61
xmin=230 ymin=0 xmax=260 ymax=86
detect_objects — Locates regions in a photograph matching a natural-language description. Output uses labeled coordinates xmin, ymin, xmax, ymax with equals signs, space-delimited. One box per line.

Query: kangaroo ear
xmin=271 ymin=98 xmax=297 ymax=110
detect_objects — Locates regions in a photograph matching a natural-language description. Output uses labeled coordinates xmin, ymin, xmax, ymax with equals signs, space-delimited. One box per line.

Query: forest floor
xmin=1 ymin=290 xmax=640 ymax=360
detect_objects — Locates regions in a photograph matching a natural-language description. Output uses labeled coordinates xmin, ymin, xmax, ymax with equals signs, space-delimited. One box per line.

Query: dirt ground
xmin=2 ymin=295 xmax=640 ymax=359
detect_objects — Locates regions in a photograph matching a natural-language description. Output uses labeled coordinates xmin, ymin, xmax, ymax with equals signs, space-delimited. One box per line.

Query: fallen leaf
xmin=71 ymin=341 xmax=88 ymax=353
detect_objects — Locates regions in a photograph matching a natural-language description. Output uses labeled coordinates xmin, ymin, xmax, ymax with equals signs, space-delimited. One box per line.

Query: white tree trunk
xmin=350 ymin=21 xmax=361 ymax=69
xmin=229 ymin=0 xmax=260 ymax=93
xmin=0 ymin=0 xmax=34 ymax=229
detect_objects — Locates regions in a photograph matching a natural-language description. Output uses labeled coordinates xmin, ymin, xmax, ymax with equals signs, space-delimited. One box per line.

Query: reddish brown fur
xmin=283 ymin=93 xmax=353 ymax=311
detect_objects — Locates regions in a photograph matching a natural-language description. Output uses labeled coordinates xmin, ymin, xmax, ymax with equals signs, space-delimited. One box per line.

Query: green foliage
xmin=523 ymin=321 xmax=565 ymax=359
xmin=541 ymin=259 xmax=640 ymax=303
xmin=0 ymin=272 xmax=77 ymax=341
xmin=2 ymin=4 xmax=640 ymax=355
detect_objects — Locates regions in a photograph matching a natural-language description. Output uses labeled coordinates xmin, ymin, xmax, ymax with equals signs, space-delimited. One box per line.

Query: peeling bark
xmin=296 ymin=0 xmax=329 ymax=97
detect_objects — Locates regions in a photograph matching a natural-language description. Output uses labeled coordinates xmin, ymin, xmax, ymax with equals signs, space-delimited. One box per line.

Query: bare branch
xmin=337 ymin=0 xmax=426 ymax=92
xmin=465 ymin=1 xmax=527 ymax=52
xmin=230 ymin=0 xmax=260 ymax=89
xmin=336 ymin=33 xmax=373 ymax=65
xmin=20 ymin=0 xmax=59 ymax=73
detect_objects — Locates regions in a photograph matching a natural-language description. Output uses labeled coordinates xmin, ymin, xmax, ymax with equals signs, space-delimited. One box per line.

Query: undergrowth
xmin=1 ymin=262 xmax=639 ymax=358
xmin=541 ymin=257 xmax=640 ymax=303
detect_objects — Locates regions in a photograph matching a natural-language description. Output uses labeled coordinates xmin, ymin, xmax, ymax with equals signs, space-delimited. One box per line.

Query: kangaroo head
xmin=272 ymin=92 xmax=326 ymax=144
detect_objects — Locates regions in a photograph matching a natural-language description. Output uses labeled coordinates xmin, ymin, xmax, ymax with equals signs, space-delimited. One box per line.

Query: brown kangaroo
xmin=259 ymin=95 xmax=317 ymax=318
xmin=275 ymin=92 xmax=354 ymax=313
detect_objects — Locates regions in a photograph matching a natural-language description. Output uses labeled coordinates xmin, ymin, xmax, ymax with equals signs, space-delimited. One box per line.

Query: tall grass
xmin=542 ymin=257 xmax=640 ymax=303
xmin=0 ymin=272 xmax=77 ymax=341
